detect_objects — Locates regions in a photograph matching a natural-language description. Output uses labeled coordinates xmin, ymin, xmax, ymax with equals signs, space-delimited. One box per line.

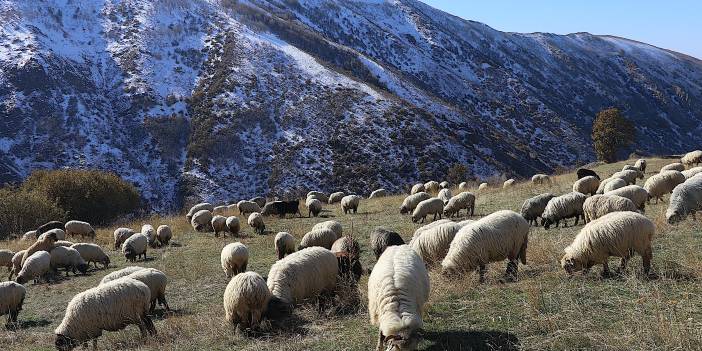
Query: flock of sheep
xmin=1 ymin=150 xmax=702 ymax=351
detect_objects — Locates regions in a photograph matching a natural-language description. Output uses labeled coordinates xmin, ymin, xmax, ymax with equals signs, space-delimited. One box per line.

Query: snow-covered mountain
xmin=1 ymin=0 xmax=701 ymax=210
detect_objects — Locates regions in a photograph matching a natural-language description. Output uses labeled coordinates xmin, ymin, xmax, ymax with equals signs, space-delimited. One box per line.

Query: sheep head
xmin=383 ymin=330 xmax=421 ymax=351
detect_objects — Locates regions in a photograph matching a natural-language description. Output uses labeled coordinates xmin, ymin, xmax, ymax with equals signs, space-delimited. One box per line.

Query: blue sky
xmin=420 ymin=1 xmax=702 ymax=59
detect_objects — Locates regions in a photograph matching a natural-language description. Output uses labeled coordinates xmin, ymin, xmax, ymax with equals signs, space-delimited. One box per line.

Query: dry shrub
xmin=0 ymin=188 xmax=66 ymax=239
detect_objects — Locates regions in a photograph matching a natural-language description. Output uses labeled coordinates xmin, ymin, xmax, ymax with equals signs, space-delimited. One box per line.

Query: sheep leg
xmin=150 ymin=300 xmax=156 ymax=313
xmin=143 ymin=315 xmax=157 ymax=335
xmin=376 ymin=331 xmax=385 ymax=351
xmin=470 ymin=206 xmax=474 ymax=217
xmin=505 ymin=260 xmax=518 ymax=282
xmin=159 ymin=295 xmax=170 ymax=311
xmin=601 ymin=261 xmax=611 ymax=278
xmin=478 ymin=264 xmax=487 ymax=284
xmin=138 ymin=320 xmax=148 ymax=338
xmin=642 ymin=247 xmax=653 ymax=275
xmin=619 ymin=256 xmax=629 ymax=273
xmin=574 ymin=216 xmax=579 ymax=226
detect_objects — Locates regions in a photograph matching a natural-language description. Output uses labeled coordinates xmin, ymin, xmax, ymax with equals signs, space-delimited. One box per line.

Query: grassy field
xmin=2 ymin=157 xmax=702 ymax=350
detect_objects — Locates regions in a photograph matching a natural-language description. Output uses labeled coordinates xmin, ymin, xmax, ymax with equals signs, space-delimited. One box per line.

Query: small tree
xmin=591 ymin=108 xmax=635 ymax=163
xmin=446 ymin=163 xmax=469 ymax=185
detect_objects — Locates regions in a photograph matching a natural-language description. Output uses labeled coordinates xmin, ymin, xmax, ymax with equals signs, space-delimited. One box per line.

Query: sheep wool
xmin=440 ymin=181 xmax=450 ymax=189
xmin=531 ymin=174 xmax=551 ymax=185
xmin=221 ymin=243 xmax=249 ymax=278
xmin=122 ymin=268 xmax=170 ymax=312
xmin=603 ymin=178 xmax=627 ymax=193
xmin=16 ymin=251 xmax=51 ymax=285
xmin=634 ymin=159 xmax=647 ymax=173
xmin=369 ymin=189 xmax=387 ymax=199
xmin=666 ymin=174 xmax=702 ymax=224
xmin=299 ymin=229 xmax=337 ymax=250
xmin=661 ymin=162 xmax=685 ymax=172
xmin=371 ymin=227 xmax=405 ymax=259
xmin=225 ymin=217 xmax=240 ymax=237
xmin=8 ymin=250 xmax=26 ymax=281
xmin=186 ymin=202 xmax=214 ymax=221
xmin=478 ymin=182 xmax=489 ymax=190
xmin=682 ymin=150 xmax=702 ymax=167
xmin=605 ymin=185 xmax=649 ymax=211
xmin=113 ymin=228 xmax=135 ymax=250
xmin=541 ymin=192 xmax=588 ymax=229
xmin=643 ymin=170 xmax=686 ymax=203
xmin=582 ymin=195 xmax=638 ymax=223
xmin=0 ymin=281 xmax=26 ymax=327
xmin=156 ymin=225 xmax=172 ymax=245
xmin=411 ymin=220 xmax=472 ymax=266
xmin=141 ymin=224 xmax=157 ymax=247
xmin=122 ymin=233 xmax=148 ymax=262
xmin=21 ymin=231 xmax=37 ymax=241
xmin=682 ymin=167 xmax=702 ymax=180
xmin=424 ymin=181 xmax=440 ymax=193
xmin=0 ymin=249 xmax=14 ymax=271
xmin=328 ymin=192 xmax=345 ymax=204
xmin=306 ymin=191 xmax=329 ymax=203
xmin=71 ymin=243 xmax=110 ymax=269
xmin=399 ymin=192 xmax=432 ymax=215
xmin=312 ymin=220 xmax=343 ymax=239
xmin=411 ymin=219 xmax=453 ymax=243
xmin=39 ymin=228 xmax=66 ymax=241
xmin=573 ymin=176 xmax=600 ymax=195
xmin=64 ymin=221 xmax=95 ymax=239
xmin=22 ymin=230 xmax=59 ymax=266
xmin=54 ymin=241 xmax=74 ymax=247
xmin=100 ymin=266 xmax=145 ymax=285
xmin=612 ymin=169 xmax=643 ymax=185
xmin=248 ymin=213 xmax=265 ymax=235
xmin=50 ymin=246 xmax=89 ymax=276
xmin=458 ymin=182 xmax=469 ymax=191
xmin=411 ymin=198 xmax=444 ymax=223
xmin=341 ymin=195 xmax=362 ymax=214
xmin=237 ymin=201 xmax=261 ymax=216
xmin=437 ymin=188 xmax=452 ymax=204
xmin=503 ymin=179 xmax=516 ymax=188
xmin=410 ymin=183 xmax=425 ymax=195
xmin=224 ymin=271 xmax=271 ymax=329
xmin=211 ymin=215 xmax=228 ymax=237
xmin=368 ymin=245 xmax=429 ymax=351
xmin=213 ymin=205 xmax=228 ymax=215
xmin=305 ymin=198 xmax=323 ymax=217
xmin=520 ymin=193 xmax=556 ymax=226
xmin=267 ymin=247 xmax=338 ymax=306
xmin=274 ymin=232 xmax=296 ymax=259
xmin=191 ymin=210 xmax=214 ymax=232
xmin=443 ymin=192 xmax=476 ymax=218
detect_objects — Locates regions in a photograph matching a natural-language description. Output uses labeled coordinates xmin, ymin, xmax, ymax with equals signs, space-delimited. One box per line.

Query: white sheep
xmin=54 ymin=278 xmax=156 ymax=350
xmin=299 ymin=229 xmax=337 ymax=250
xmin=682 ymin=150 xmax=702 ymax=167
xmin=211 ymin=215 xmax=228 ymax=237
xmin=21 ymin=230 xmax=37 ymax=241
xmin=100 ymin=266 xmax=145 ymax=285
xmin=225 ymin=217 xmax=240 ymax=237
xmin=71 ymin=243 xmax=110 ymax=269
xmin=437 ymin=188 xmax=452 ymax=204
xmin=54 ymin=240 xmax=75 ymax=247
xmin=21 ymin=231 xmax=58 ymax=266
xmin=531 ymin=174 xmax=551 ymax=185
xmin=8 ymin=250 xmax=25 ymax=281
xmin=666 ymin=174 xmax=702 ymax=224
xmin=634 ymin=159 xmax=647 ymax=173
xmin=50 ymin=246 xmax=89 ymax=276
xmin=141 ymin=224 xmax=158 ymax=247
xmin=121 ymin=268 xmax=170 ymax=312
xmin=605 ymin=185 xmax=649 ymax=211
xmin=368 ymin=245 xmax=429 ymax=351
xmin=191 ymin=210 xmax=214 ymax=232
xmin=237 ymin=200 xmax=261 ymax=216
xmin=16 ymin=251 xmax=51 ymax=285
xmin=582 ymin=194 xmax=638 ymax=223
xmin=411 ymin=220 xmax=472 ymax=266
xmin=410 ymin=184 xmax=425 ymax=195
xmin=643 ymin=170 xmax=686 ymax=203
xmin=541 ymin=192 xmax=588 ymax=229
xmin=306 ymin=191 xmax=329 ymax=203
xmin=596 ymin=177 xmax=614 ymax=194
xmin=312 ymin=220 xmax=343 ymax=239
xmin=573 ymin=176 xmax=600 ymax=195
xmin=275 ymin=232 xmax=296 ymax=259
xmin=399 ymin=192 xmax=432 ymax=215
xmin=186 ymin=202 xmax=214 ymax=221
xmin=213 ymin=205 xmax=228 ymax=215
xmin=65 ymin=220 xmax=95 ymax=239
xmin=503 ymin=179 xmax=516 ymax=188
xmin=439 ymin=181 xmax=450 ymax=189
xmin=247 ymin=213 xmax=265 ymax=235
xmin=458 ymin=182 xmax=469 ymax=191
xmin=341 ymin=195 xmax=362 ymax=214
xmin=602 ymin=177 xmax=627 ymax=193
xmin=520 ymin=193 xmax=556 ymax=226
xmin=682 ymin=167 xmax=702 ymax=180
xmin=442 ymin=210 xmax=529 ymax=282
xmin=411 ymin=198 xmax=444 ymax=223
xmin=122 ymin=233 xmax=148 ymax=262
xmin=369 ymin=189 xmax=387 ymax=199
xmin=221 ymin=242 xmax=249 ymax=278
xmin=478 ymin=182 xmax=488 ymax=190
xmin=40 ymin=228 xmax=66 ymax=241
xmin=561 ymin=211 xmax=654 ymax=276
xmin=306 ymin=198 xmax=323 ymax=217
xmin=113 ymin=228 xmax=135 ymax=250
xmin=266 ymin=247 xmax=338 ymax=309
xmin=0 ymin=249 xmax=14 ymax=272
xmin=424 ymin=181 xmax=440 ymax=193
xmin=0 ymin=281 xmax=25 ymax=328
xmin=328 ymin=192 xmax=345 ymax=204
xmin=156 ymin=225 xmax=172 ymax=245
xmin=443 ymin=192 xmax=476 ymax=218
xmin=223 ymin=271 xmax=271 ymax=330
xmin=661 ymin=162 xmax=685 ymax=172
xmin=411 ymin=219 xmax=453 ymax=243
xmin=612 ymin=169 xmax=643 ymax=185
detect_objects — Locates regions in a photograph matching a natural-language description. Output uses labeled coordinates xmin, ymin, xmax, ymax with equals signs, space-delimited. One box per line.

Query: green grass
xmin=2 ymin=158 xmax=702 ymax=350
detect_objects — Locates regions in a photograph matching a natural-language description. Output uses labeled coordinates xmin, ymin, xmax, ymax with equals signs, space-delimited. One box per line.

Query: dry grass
xmin=2 ymin=158 xmax=702 ymax=350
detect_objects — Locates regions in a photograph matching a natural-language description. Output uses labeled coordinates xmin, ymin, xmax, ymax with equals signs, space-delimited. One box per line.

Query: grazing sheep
xmin=606 ymin=185 xmax=649 ymax=211
xmin=306 ymin=191 xmax=329 ymax=203
xmin=458 ymin=182 xmax=469 ymax=191
xmin=141 ymin=224 xmax=158 ymax=247
xmin=368 ymin=245 xmax=429 ymax=351
xmin=369 ymin=189 xmax=387 ymax=199
xmin=39 ymin=229 xmax=65 ymax=242
xmin=682 ymin=150 xmax=702 ymax=167
xmin=122 ymin=234 xmax=148 ymax=262
xmin=191 ymin=210 xmax=214 ymax=232
xmin=622 ymin=165 xmax=638 ymax=172
xmin=328 ymin=192 xmax=345 ymax=204
xmin=250 ymin=197 xmax=267 ymax=208
xmin=666 ymin=174 xmax=702 ymax=224
xmin=443 ymin=192 xmax=476 ymax=218
xmin=577 ymin=168 xmax=600 ymax=180
xmin=437 ymin=188 xmax=452 ymax=204
xmin=442 ymin=210 xmax=529 ymax=282
xmin=64 ymin=221 xmax=95 ymax=239
xmin=299 ymin=229 xmax=337 ymax=250
xmin=503 ymin=179 xmax=516 ymax=188
xmin=410 ymin=219 xmax=453 ymax=243
xmin=99 ymin=267 xmax=145 ymax=285
xmin=221 ymin=243 xmax=249 ymax=278
xmin=612 ymin=169 xmax=643 ymax=185
xmin=661 ymin=162 xmax=686 ymax=172
xmin=266 ymin=247 xmax=339 ymax=309
xmin=261 ymin=200 xmax=301 ymax=218
xmin=478 ymin=182 xmax=488 ymax=190
xmin=275 ymin=232 xmax=296 ymax=259
xmin=0 ymin=281 xmax=25 ymax=328
xmin=16 ymin=251 xmax=51 ymax=285
xmin=643 ymin=170 xmax=686 ymax=203
xmin=312 ymin=221 xmax=343 ymax=239
xmin=596 ymin=177 xmax=614 ymax=194
xmin=331 ymin=236 xmax=361 ymax=258
xmin=186 ymin=202 xmax=214 ymax=222
xmin=54 ymin=241 xmax=74 ymax=247
xmin=248 ymin=213 xmax=265 ymax=235
xmin=520 ymin=193 xmax=556 ymax=226
xmin=561 ymin=211 xmax=654 ymax=276
xmin=113 ymin=228 xmax=135 ymax=250
xmin=330 ymin=236 xmax=363 ymax=282
xmin=634 ymin=159 xmax=647 ymax=173
xmin=411 ymin=198 xmax=444 ymax=223
xmin=71 ymin=243 xmax=110 ymax=269
xmin=50 ymin=246 xmax=89 ymax=276
xmin=237 ymin=201 xmax=261 ymax=216
xmin=225 ymin=217 xmax=240 ymax=237
xmin=410 ymin=184 xmax=425 ymax=195
xmin=440 ymin=181 xmax=450 ymax=189
xmin=227 ymin=204 xmax=238 ymax=213
xmin=21 ymin=231 xmax=37 ymax=241
xmin=211 ymin=215 xmax=228 ymax=237
xmin=603 ymin=178 xmax=627 ymax=193
xmin=341 ymin=195 xmax=362 ymax=214
xmin=424 ymin=181 xmax=440 ymax=193
xmin=224 ymin=271 xmax=271 ymax=330
xmin=0 ymin=249 xmax=14 ymax=272
xmin=411 ymin=220 xmax=472 ymax=266
xmin=399 ymin=192 xmax=432 ymax=215
xmin=306 ymin=198 xmax=323 ymax=217
xmin=8 ymin=250 xmax=25 ymax=281
xmin=213 ymin=205 xmax=228 ymax=215
xmin=531 ymin=174 xmax=551 ymax=185
xmin=156 ymin=225 xmax=172 ymax=246
xmin=541 ymin=192 xmax=588 ymax=229
xmin=22 ymin=231 xmax=59 ymax=266
xmin=370 ymin=227 xmax=405 ymax=259
xmin=682 ymin=167 xmax=702 ymax=180
xmin=122 ymin=268 xmax=170 ymax=312
xmin=582 ymin=195 xmax=638 ymax=223
xmin=54 ymin=278 xmax=156 ymax=350
xmin=573 ymin=176 xmax=600 ymax=195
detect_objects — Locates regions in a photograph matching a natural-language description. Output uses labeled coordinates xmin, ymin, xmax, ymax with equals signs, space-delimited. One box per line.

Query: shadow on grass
xmin=17 ymin=318 xmax=52 ymax=330
xmin=651 ymin=260 xmax=697 ymax=281
xmin=422 ymin=329 xmax=519 ymax=351
xmin=151 ymin=307 xmax=190 ymax=320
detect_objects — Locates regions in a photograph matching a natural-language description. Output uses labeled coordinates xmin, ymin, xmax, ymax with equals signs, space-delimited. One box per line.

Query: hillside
xmin=1 ymin=0 xmax=702 ymax=210
xmin=2 ymin=157 xmax=702 ymax=350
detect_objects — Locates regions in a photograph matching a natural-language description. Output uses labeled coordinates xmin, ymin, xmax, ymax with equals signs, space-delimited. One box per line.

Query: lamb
xmin=561 ymin=211 xmax=654 ymax=276
xmin=250 ymin=197 xmax=267 ymax=208
xmin=299 ymin=229 xmax=337 ymax=250
xmin=661 ymin=162 xmax=685 ymax=172
xmin=577 ymin=168 xmax=600 ymax=180
xmin=221 ymin=243 xmax=249 ymax=278
xmin=520 ymin=193 xmax=556 ymax=226
xmin=437 ymin=188 xmax=452 ymax=204
xmin=186 ymin=202 xmax=214 ymax=222
xmin=71 ymin=243 xmax=110 ymax=269
xmin=16 ymin=251 xmax=51 ymax=285
xmin=312 ymin=220 xmax=343 ymax=239
xmin=211 ymin=215 xmax=228 ymax=237
xmin=248 ymin=213 xmax=265 ymax=235
xmin=411 ymin=198 xmax=444 ymax=223
xmin=328 ymin=192 xmax=345 ymax=204
xmin=573 ymin=176 xmax=600 ymax=195
xmin=399 ymin=192 xmax=432 ymax=215
xmin=634 ymin=159 xmax=647 ymax=173
xmin=368 ymin=245 xmax=429 ymax=351
xmin=682 ymin=150 xmax=702 ymax=167
xmin=424 ymin=181 xmax=440 ymax=193
xmin=612 ymin=169 xmax=643 ymax=185
xmin=643 ymin=170 xmax=686 ymax=203
xmin=582 ymin=195 xmax=638 ymax=223
xmin=213 ymin=205 xmax=228 ymax=215
xmin=190 ymin=209 xmax=213 ymax=232
xmin=0 ymin=249 xmax=13 ymax=272
xmin=237 ymin=201 xmax=261 ymax=216
xmin=541 ymin=192 xmax=588 ymax=229
xmin=369 ymin=189 xmax=387 ymax=198
xmin=442 ymin=210 xmax=529 ymax=282
xmin=682 ymin=167 xmax=702 ymax=180
xmin=666 ymin=174 xmax=702 ymax=224
xmin=37 ymin=221 xmax=64 ymax=236
xmin=531 ymin=174 xmax=551 ymax=185
xmin=156 ymin=225 xmax=172 ymax=245
xmin=410 ymin=184 xmax=425 ymax=195
xmin=341 ymin=195 xmax=362 ymax=214
xmin=370 ymin=227 xmax=405 ymax=259
xmin=99 ymin=266 xmax=145 ymax=285
xmin=411 ymin=220 xmax=472 ymax=266
xmin=274 ymin=232 xmax=296 ymax=259
xmin=503 ymin=179 xmax=516 ymax=188
xmin=21 ymin=230 xmax=59 ymax=266
xmin=306 ymin=198 xmax=323 ymax=217
xmin=122 ymin=233 xmax=148 ymax=262
xmin=141 ymin=224 xmax=158 ymax=247
xmin=306 ymin=191 xmax=329 ymax=203
xmin=605 ymin=185 xmax=649 ymax=211
xmin=0 ymin=281 xmax=25 ymax=328
xmin=602 ymin=178 xmax=627 ymax=193
xmin=54 ymin=278 xmax=156 ymax=350
xmin=223 ymin=271 xmax=271 ymax=330
xmin=225 ymin=217 xmax=240 ymax=237
xmin=50 ymin=246 xmax=89 ymax=276
xmin=443 ymin=192 xmax=476 ymax=218
xmin=8 ymin=250 xmax=25 ymax=281
xmin=113 ymin=228 xmax=135 ymax=250
xmin=439 ymin=181 xmax=450 ymax=189
xmin=64 ymin=221 xmax=95 ymax=239
xmin=478 ymin=182 xmax=489 ymax=190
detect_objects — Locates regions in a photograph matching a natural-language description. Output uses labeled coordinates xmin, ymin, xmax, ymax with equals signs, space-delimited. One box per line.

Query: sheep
xmin=573 ymin=176 xmax=600 ymax=195
xmin=331 ymin=236 xmax=361 ymax=258
xmin=221 ymin=242 xmax=249 ymax=278
xmin=328 ymin=192 xmax=345 ymax=204
xmin=223 ymin=271 xmax=271 ymax=330
xmin=225 ymin=217 xmax=240 ymax=237
xmin=21 ymin=231 xmax=37 ymax=241
xmin=64 ymin=221 xmax=95 ymax=239
xmin=139 ymin=224 xmax=157 ymax=247
xmin=634 ymin=159 xmax=647 ymax=173
xmin=211 ymin=215 xmax=228 ymax=237
xmin=186 ymin=202 xmax=214 ymax=222
xmin=122 ymin=233 xmax=148 ymax=262
xmin=312 ymin=220 xmax=343 ymax=239
xmin=596 ymin=177 xmax=614 ymax=194
xmin=113 ymin=228 xmax=135 ymax=250
xmin=661 ymin=162 xmax=685 ymax=172
xmin=275 ymin=232 xmax=296 ymax=259
xmin=250 ymin=197 xmax=267 ymax=208
xmin=503 ymin=179 xmax=516 ymax=188
xmin=442 ymin=210 xmax=529 ymax=282
xmin=561 ymin=211 xmax=654 ymax=277
xmin=582 ymin=195 xmax=638 ymax=223
xmin=37 ymin=221 xmax=64 ymax=236
xmin=248 ymin=213 xmax=265 ymax=235
xmin=120 ymin=268 xmax=170 ymax=312
xmin=440 ymin=181 xmax=450 ymax=189
xmin=606 ymin=185 xmax=649 ymax=211
xmin=622 ymin=165 xmax=638 ymax=172
xmin=424 ymin=181 xmax=440 ymax=193
xmin=370 ymin=227 xmax=405 ymax=259
xmin=71 ymin=243 xmax=110 ymax=269
xmin=50 ymin=246 xmax=89 ymax=276
xmin=399 ymin=192 xmax=432 ymax=215
xmin=21 ymin=230 xmax=59 ymax=266
xmin=437 ymin=188 xmax=452 ymax=204
xmin=8 ymin=250 xmax=25 ymax=281
xmin=531 ymin=174 xmax=551 ymax=185
xmin=299 ymin=229 xmax=337 ymax=250
xmin=213 ymin=205 xmax=228 ymax=215
xmin=237 ymin=201 xmax=261 ymax=216
xmin=191 ymin=209 xmax=213 ymax=232
xmin=666 ymin=174 xmax=702 ymax=224
xmin=368 ymin=245 xmax=429 ymax=351
xmin=541 ymin=192 xmax=588 ymax=229
xmin=341 ymin=195 xmax=362 ymax=214
xmin=643 ymin=170 xmax=686 ymax=203
xmin=0 ymin=281 xmax=25 ymax=328
xmin=330 ymin=236 xmax=363 ymax=282
xmin=0 ymin=249 xmax=14 ymax=272
xmin=16 ymin=251 xmax=51 ymax=285
xmin=411 ymin=220 xmax=472 ymax=266
xmin=478 ymin=182 xmax=488 ymax=190
xmin=410 ymin=183 xmax=425 ymax=195
xmin=682 ymin=167 xmax=702 ymax=180
xmin=156 ymin=225 xmax=172 ymax=245
xmin=306 ymin=191 xmax=329 ymax=203
xmin=411 ymin=198 xmax=444 ymax=223
xmin=54 ymin=278 xmax=156 ymax=350
xmin=458 ymin=182 xmax=469 ymax=191
xmin=261 ymin=200 xmax=301 ymax=218
xmin=369 ymin=189 xmax=387 ymax=199
xmin=100 ymin=266 xmax=145 ymax=285
xmin=306 ymin=198 xmax=323 ymax=217
xmin=612 ymin=169 xmax=643 ymax=185
xmin=443 ymin=192 xmax=476 ymax=218
xmin=520 ymin=193 xmax=556 ymax=226
xmin=54 ymin=241 xmax=74 ymax=247
xmin=682 ymin=150 xmax=702 ymax=167
xmin=410 ymin=219 xmax=453 ymax=243
xmin=38 ymin=229 xmax=65 ymax=242
xmin=227 ymin=204 xmax=238 ymax=213
xmin=577 ymin=168 xmax=600 ymax=180
xmin=602 ymin=178 xmax=627 ymax=193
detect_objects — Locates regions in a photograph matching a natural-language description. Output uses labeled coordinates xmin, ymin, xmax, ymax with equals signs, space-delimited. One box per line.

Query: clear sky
xmin=420 ymin=1 xmax=702 ymax=59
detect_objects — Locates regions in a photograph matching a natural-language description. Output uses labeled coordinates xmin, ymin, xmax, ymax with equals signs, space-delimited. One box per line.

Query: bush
xmin=0 ymin=189 xmax=66 ymax=240
xmin=592 ymin=108 xmax=636 ymax=163
xmin=22 ymin=169 xmax=141 ymax=225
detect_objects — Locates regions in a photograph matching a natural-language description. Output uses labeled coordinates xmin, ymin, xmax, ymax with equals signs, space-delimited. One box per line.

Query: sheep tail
xmin=519 ymin=236 xmax=528 ymax=265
